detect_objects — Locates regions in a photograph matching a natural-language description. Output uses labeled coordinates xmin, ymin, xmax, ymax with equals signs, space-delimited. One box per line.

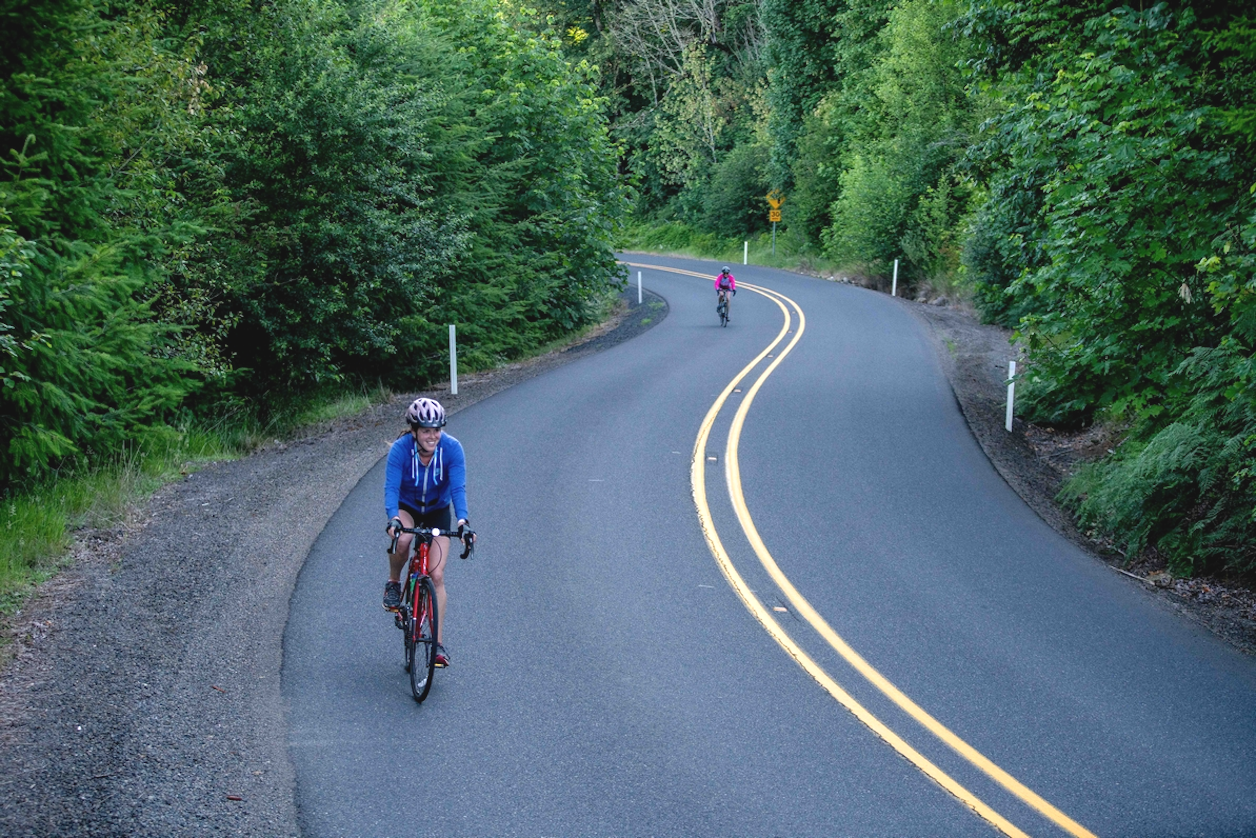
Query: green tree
xmin=820 ymin=0 xmax=974 ymax=283
xmin=0 ymin=0 xmax=202 ymax=483
xmin=762 ymin=0 xmax=846 ymax=189
xmin=577 ymin=0 xmax=766 ymax=228
xmin=188 ymin=0 xmax=464 ymax=389
xmin=401 ymin=0 xmax=629 ymax=376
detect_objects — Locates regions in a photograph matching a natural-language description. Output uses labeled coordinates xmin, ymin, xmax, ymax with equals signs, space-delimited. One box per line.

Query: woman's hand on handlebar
xmin=457 ymin=520 xmax=476 ymax=559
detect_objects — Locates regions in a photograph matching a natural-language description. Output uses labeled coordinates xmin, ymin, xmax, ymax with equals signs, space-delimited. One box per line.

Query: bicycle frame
xmin=406 ymin=537 xmax=432 ymax=611
xmin=395 ymin=531 xmax=440 ymax=636
xmin=387 ymin=524 xmax=473 ymax=702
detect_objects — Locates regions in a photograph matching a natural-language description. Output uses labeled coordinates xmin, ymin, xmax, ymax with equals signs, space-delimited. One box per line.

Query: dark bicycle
xmin=717 ymin=287 xmax=734 ymax=327
xmin=387 ymin=522 xmax=475 ymax=702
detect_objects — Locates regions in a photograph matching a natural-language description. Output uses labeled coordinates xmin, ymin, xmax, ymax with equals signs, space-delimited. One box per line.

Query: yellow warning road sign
xmin=769 ymin=209 xmax=782 ymax=222
xmin=766 ymin=189 xmax=785 ymax=209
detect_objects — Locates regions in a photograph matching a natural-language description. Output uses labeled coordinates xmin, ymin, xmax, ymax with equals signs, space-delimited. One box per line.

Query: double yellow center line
xmin=625 ymin=262 xmax=1098 ymax=838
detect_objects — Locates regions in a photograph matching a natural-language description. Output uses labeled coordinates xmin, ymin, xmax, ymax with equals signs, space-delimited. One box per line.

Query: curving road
xmin=284 ymin=256 xmax=1256 ymax=837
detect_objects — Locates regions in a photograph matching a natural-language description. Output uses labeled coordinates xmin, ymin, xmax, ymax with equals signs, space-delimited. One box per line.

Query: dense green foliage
xmin=1 ymin=0 xmax=201 ymax=480
xmin=5 ymin=0 xmax=1255 ymax=576
xmin=0 ymin=0 xmax=627 ymax=487
xmin=960 ymin=2 xmax=1256 ymax=572
xmin=534 ymin=0 xmax=769 ymax=226
xmin=546 ymin=1 xmax=1254 ymax=574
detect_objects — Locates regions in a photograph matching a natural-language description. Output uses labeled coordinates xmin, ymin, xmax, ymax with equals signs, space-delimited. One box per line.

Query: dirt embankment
xmin=904 ymin=297 xmax=1256 ymax=655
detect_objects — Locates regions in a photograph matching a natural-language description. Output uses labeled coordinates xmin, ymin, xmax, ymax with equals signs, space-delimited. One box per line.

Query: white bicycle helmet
xmin=406 ymin=397 xmax=446 ymax=428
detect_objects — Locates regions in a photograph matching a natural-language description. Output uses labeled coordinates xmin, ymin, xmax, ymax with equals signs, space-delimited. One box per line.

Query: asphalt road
xmin=283 ymin=256 xmax=1256 ymax=838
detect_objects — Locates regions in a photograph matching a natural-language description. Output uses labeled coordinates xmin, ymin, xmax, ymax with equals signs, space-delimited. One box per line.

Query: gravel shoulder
xmin=2 ymin=277 xmax=1253 ymax=837
xmin=0 ymin=290 xmax=666 ymax=837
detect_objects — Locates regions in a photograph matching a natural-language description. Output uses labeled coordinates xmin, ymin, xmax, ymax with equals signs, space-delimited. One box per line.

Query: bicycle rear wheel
xmin=408 ymin=576 xmax=438 ymax=702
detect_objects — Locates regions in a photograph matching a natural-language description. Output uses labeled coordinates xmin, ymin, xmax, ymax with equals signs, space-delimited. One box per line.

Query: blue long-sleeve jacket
xmin=384 ymin=432 xmax=469 ymax=522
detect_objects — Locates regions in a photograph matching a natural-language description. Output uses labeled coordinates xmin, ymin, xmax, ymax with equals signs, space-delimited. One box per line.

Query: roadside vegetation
xmin=624 ymin=220 xmax=843 ymax=275
xmin=548 ymin=0 xmax=1256 ymax=578
xmin=0 ymin=383 xmax=395 ymax=615
xmin=3 ymin=0 xmax=1254 ymax=613
xmin=0 ymin=0 xmax=629 ymax=611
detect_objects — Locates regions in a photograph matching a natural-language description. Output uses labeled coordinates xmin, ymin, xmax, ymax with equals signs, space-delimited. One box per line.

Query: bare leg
xmin=388 ymin=509 xmax=416 ymax=582
xmin=428 ymin=535 xmax=450 ymax=643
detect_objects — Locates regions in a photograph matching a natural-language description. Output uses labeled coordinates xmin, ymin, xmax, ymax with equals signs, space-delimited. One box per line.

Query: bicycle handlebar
xmin=388 ymin=521 xmax=476 ymax=559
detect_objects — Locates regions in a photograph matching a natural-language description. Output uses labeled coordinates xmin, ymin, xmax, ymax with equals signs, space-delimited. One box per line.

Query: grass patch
xmin=0 ymin=490 xmax=70 ymax=614
xmin=0 ymin=444 xmax=179 ymax=616
xmin=0 ymin=383 xmax=398 ymax=623
xmin=621 ymin=220 xmax=976 ymax=309
xmin=293 ymin=384 xmax=391 ymax=428
xmin=621 ymin=220 xmax=845 ymax=277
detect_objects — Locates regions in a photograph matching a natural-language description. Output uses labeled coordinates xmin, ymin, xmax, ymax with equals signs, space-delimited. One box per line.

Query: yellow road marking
xmin=723 ymin=285 xmax=1097 ymax=838
xmin=625 ymin=260 xmax=1098 ymax=838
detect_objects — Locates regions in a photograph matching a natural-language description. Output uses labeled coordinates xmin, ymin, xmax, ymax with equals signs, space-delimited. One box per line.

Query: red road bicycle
xmin=387 ymin=523 xmax=475 ymax=702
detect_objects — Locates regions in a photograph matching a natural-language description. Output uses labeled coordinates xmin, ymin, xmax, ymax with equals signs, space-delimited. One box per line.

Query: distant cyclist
xmin=383 ymin=397 xmax=473 ymax=668
xmin=715 ymin=266 xmax=736 ymax=321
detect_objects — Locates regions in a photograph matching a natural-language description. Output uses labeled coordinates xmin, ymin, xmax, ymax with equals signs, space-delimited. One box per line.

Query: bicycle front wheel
xmin=399 ymin=581 xmax=414 ymax=672
xmin=408 ymin=576 xmax=438 ymax=702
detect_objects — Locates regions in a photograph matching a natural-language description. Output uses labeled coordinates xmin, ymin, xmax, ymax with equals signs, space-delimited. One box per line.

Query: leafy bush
xmin=966 ymin=2 xmax=1256 ymax=573
xmin=702 ymin=143 xmax=771 ymax=237
xmin=1064 ymin=341 xmax=1256 ymax=575
xmin=822 ymin=151 xmax=910 ymax=272
xmin=960 ymin=180 xmax=1047 ymax=328
xmin=188 ymin=0 xmax=468 ymax=390
xmin=973 ymin=6 xmax=1245 ymax=427
xmin=412 ymin=0 xmax=628 ymax=380
xmin=786 ymin=101 xmax=846 ymax=244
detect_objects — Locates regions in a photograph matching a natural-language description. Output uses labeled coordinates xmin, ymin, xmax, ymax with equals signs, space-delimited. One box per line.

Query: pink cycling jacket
xmin=714 ymin=272 xmax=736 ymax=291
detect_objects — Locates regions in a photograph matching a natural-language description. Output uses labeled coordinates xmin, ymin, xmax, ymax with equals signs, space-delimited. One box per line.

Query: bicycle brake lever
xmin=386 ymin=517 xmax=403 ymax=554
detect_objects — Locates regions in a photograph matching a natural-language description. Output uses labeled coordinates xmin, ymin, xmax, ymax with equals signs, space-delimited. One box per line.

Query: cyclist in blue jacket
xmin=383 ymin=397 xmax=471 ymax=667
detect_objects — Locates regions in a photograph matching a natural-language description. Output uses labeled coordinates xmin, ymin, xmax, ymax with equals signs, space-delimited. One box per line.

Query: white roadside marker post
xmin=744 ymin=241 xmax=748 ymax=265
xmin=638 ymin=271 xmax=642 ymax=305
xmin=892 ymin=259 xmax=899 ymax=297
xmin=1005 ymin=361 xmax=1017 ymax=432
xmin=450 ymin=324 xmax=458 ymax=396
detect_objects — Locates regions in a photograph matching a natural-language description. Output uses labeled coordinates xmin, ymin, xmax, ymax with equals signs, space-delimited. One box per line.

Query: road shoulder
xmin=0 ymin=289 xmax=667 ymax=837
xmin=906 ymin=298 xmax=1256 ymax=656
